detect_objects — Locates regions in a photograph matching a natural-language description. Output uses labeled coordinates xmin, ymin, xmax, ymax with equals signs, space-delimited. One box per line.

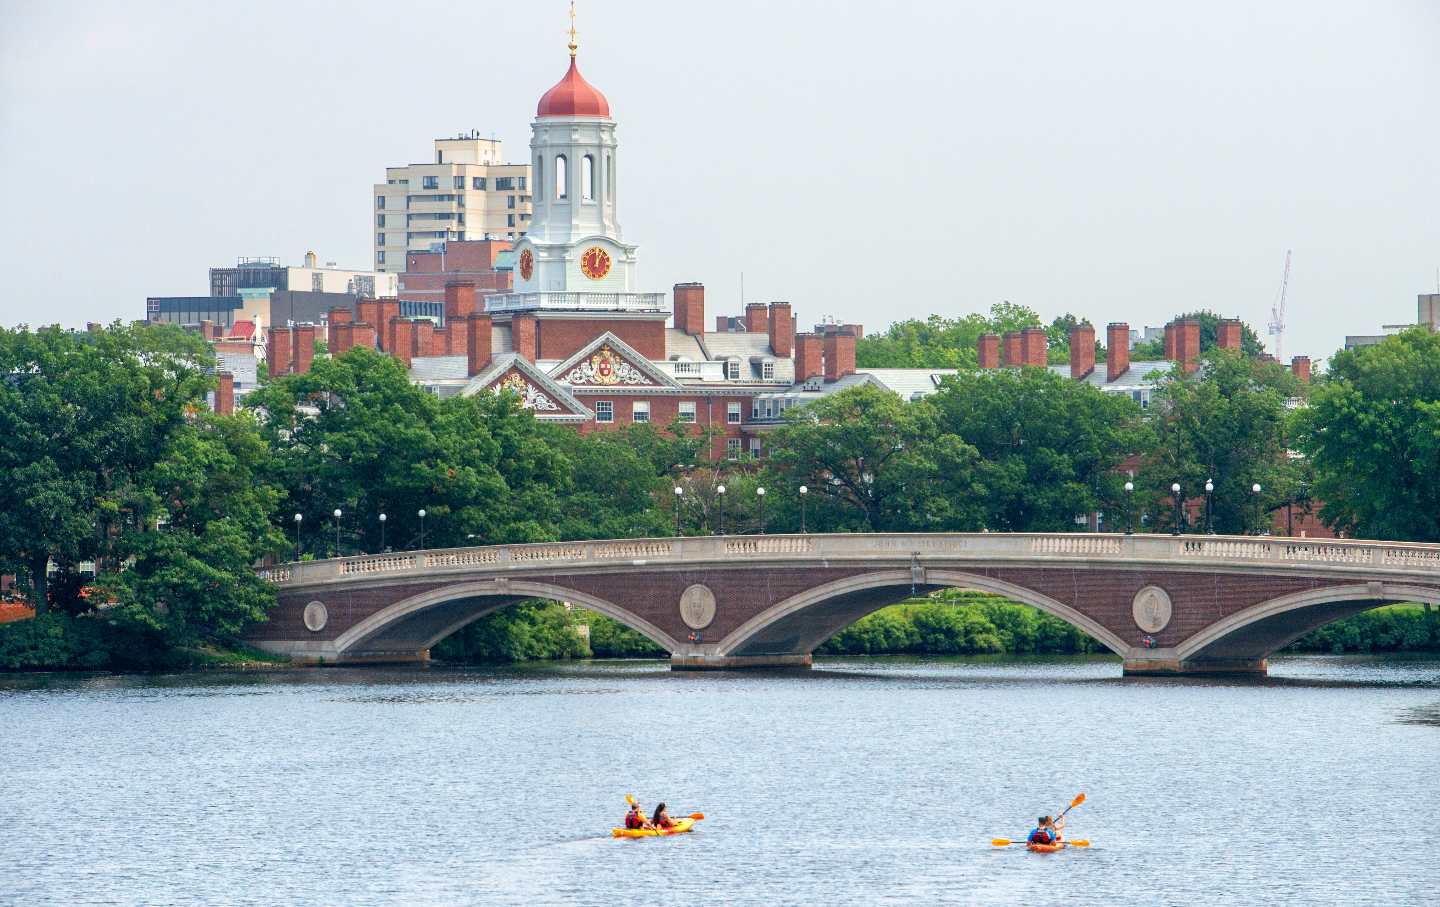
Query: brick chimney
xmin=744 ymin=302 xmax=768 ymax=333
xmin=391 ymin=319 xmax=415 ymax=370
xmin=356 ymin=299 xmax=379 ymax=331
xmin=199 ymin=319 xmax=215 ymax=340
xmin=351 ymin=322 xmax=377 ymax=352
xmin=1217 ymin=318 xmax=1242 ymax=352
xmin=768 ymin=302 xmax=794 ymax=357
xmin=266 ymin=327 xmax=292 ymax=377
xmin=293 ymin=324 xmax=316 ymax=375
xmin=1021 ymin=327 xmax=1048 ymax=368
xmin=378 ymin=300 xmax=400 ymax=352
xmin=1164 ymin=322 xmax=1177 ymax=361
xmin=467 ymin=314 xmax=493 ymax=376
xmin=823 ymin=330 xmax=856 ymax=382
xmin=412 ymin=320 xmax=435 ymax=360
xmin=511 ymin=313 xmax=537 ymax=362
xmin=331 ymin=321 xmax=355 ymax=356
xmin=794 ymin=332 xmax=823 ymax=381
xmin=673 ymin=282 xmax=705 ymax=336
xmin=1290 ymin=355 xmax=1311 ymax=382
xmin=431 ymin=326 xmax=449 ymax=357
xmin=215 ymin=372 xmax=235 ymax=416
xmin=1106 ymin=322 xmax=1131 ymax=383
xmin=1069 ymin=323 xmax=1096 ymax=380
xmin=715 ymin=315 xmax=731 ymax=333
xmin=1177 ymin=319 xmax=1201 ymax=373
xmin=977 ymin=333 xmax=1000 ymax=369
xmin=445 ymin=281 xmax=477 ymax=322
xmin=1002 ymin=332 xmax=1023 ymax=367
xmin=328 ymin=306 xmax=353 ymax=325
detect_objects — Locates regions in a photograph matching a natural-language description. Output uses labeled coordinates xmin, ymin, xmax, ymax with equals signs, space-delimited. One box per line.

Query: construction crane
xmin=1268 ymin=250 xmax=1291 ymax=360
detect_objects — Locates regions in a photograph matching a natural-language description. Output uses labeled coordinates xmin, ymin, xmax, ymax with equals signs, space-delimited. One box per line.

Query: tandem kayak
xmin=1026 ymin=841 xmax=1066 ymax=853
xmin=611 ymin=817 xmax=698 ymax=838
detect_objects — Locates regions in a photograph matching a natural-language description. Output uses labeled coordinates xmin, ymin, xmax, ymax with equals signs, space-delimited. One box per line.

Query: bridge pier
xmin=1123 ymin=653 xmax=1268 ymax=677
xmin=670 ymin=652 xmax=812 ymax=671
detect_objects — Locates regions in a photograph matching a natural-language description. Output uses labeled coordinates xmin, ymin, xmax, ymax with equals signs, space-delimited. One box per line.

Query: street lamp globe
xmin=673 ymin=486 xmax=683 ymax=496
xmin=293 ymin=513 xmax=302 ymax=524
xmin=716 ymin=485 xmax=726 ymax=495
xmin=378 ymin=513 xmax=386 ymax=523
xmin=799 ymin=485 xmax=808 ymax=495
xmin=756 ymin=487 xmax=766 ymax=496
xmin=418 ymin=509 xmax=426 ymax=518
xmin=1205 ymin=480 xmax=1214 ymax=494
xmin=333 ymin=508 xmax=342 ymax=519
xmin=1124 ymin=481 xmax=1133 ymax=493
xmin=1252 ymin=483 xmax=1262 ymax=494
xmin=1171 ymin=483 xmax=1181 ymax=494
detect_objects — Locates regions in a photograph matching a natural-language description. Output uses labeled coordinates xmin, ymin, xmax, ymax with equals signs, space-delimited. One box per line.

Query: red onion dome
xmin=537 ymin=57 xmax=611 ymax=118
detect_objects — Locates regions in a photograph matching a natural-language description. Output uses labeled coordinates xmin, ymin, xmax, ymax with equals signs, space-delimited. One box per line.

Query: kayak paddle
xmin=688 ymin=813 xmax=705 ymax=821
xmin=991 ymin=838 xmax=1090 ymax=847
xmin=1057 ymin=792 xmax=1085 ymax=820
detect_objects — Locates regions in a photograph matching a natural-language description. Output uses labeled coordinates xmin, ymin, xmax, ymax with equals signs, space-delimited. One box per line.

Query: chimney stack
xmin=822 ymin=330 xmax=857 ymax=382
xmin=1217 ymin=318 xmax=1242 ymax=352
xmin=378 ymin=299 xmax=400 ymax=352
xmin=332 ymin=321 xmax=355 ymax=356
xmin=356 ymin=299 xmax=379 ymax=332
xmin=511 ymin=313 xmax=537 ymax=362
xmin=412 ymin=319 xmax=435 ymax=359
xmin=673 ymin=282 xmax=705 ymax=336
xmin=328 ymin=306 xmax=353 ymax=325
xmin=744 ymin=302 xmax=768 ymax=333
xmin=1164 ymin=322 xmax=1177 ymax=361
xmin=1290 ymin=355 xmax=1311 ymax=383
xmin=391 ymin=319 xmax=415 ymax=370
xmin=1177 ymin=318 xmax=1201 ymax=373
xmin=351 ymin=322 xmax=377 ymax=353
xmin=293 ymin=324 xmax=316 ymax=375
xmin=767 ymin=302 xmax=794 ymax=357
xmin=444 ymin=281 xmax=477 ymax=322
xmin=467 ymin=314 xmax=493 ymax=376
xmin=1021 ymin=327 xmax=1048 ymax=368
xmin=977 ymin=333 xmax=1001 ymax=369
xmin=1069 ymin=323 xmax=1096 ymax=380
xmin=267 ymin=327 xmax=292 ymax=377
xmin=1002 ymin=332 xmax=1023 ymax=367
xmin=214 ymin=372 xmax=235 ymax=416
xmin=1106 ymin=322 xmax=1131 ymax=382
xmin=794 ymin=332 xmax=823 ymax=381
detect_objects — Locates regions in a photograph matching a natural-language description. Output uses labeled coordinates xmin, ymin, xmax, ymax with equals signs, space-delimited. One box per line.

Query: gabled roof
xmin=549 ymin=331 xmax=683 ymax=390
xmin=460 ymin=353 xmax=590 ymax=421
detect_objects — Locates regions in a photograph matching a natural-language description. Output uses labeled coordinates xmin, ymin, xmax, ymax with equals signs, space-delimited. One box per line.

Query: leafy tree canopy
xmin=854 ymin=302 xmax=1044 ymax=369
xmin=1130 ymin=310 xmax=1266 ymax=359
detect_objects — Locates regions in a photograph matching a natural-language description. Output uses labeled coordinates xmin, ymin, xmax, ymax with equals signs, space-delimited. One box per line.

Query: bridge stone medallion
xmin=303 ymin=601 xmax=329 ymax=633
xmin=679 ymin=584 xmax=717 ymax=630
xmin=1131 ymin=585 xmax=1172 ymax=634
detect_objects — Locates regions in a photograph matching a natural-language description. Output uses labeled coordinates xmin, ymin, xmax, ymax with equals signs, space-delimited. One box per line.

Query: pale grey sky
xmin=2 ymin=0 xmax=1437 ymax=360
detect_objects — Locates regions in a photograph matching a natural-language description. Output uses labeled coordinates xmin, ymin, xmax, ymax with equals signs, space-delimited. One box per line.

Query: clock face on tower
xmin=518 ymin=249 xmax=534 ymax=281
xmin=580 ymin=246 xmax=612 ymax=281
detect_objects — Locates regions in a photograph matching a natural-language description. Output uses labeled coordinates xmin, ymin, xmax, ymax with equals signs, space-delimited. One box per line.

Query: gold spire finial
xmin=567 ymin=1 xmax=578 ymax=57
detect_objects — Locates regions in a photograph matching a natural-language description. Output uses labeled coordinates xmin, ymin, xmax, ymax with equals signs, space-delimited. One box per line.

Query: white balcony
xmin=484 ymin=292 xmax=667 ymax=314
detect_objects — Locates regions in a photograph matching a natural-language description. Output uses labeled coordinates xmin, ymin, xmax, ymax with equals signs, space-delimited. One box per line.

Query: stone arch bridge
xmin=246 ymin=533 xmax=1440 ymax=676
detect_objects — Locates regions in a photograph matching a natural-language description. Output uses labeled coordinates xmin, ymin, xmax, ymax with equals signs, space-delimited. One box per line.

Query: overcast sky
xmin=2 ymin=0 xmax=1436 ymax=360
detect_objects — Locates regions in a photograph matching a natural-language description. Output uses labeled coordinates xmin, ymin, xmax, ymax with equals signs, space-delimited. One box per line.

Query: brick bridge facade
xmin=246 ymin=533 xmax=1440 ymax=676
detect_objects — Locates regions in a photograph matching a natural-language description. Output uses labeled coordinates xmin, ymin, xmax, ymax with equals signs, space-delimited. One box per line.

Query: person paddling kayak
xmin=624 ymin=801 xmax=655 ymax=831
xmin=1027 ymin=815 xmax=1063 ymax=846
xmin=650 ymin=803 xmax=676 ymax=830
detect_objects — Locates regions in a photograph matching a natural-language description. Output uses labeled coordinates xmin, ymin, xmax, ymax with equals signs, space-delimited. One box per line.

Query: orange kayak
xmin=1026 ymin=841 xmax=1065 ymax=853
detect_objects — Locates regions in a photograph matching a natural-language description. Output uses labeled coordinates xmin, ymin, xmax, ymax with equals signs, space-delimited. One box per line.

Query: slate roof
xmin=1048 ymin=360 xmax=1173 ymax=389
xmin=408 ymin=356 xmax=470 ymax=382
xmin=214 ymin=351 xmax=258 ymax=388
xmin=695 ymin=332 xmax=795 ymax=383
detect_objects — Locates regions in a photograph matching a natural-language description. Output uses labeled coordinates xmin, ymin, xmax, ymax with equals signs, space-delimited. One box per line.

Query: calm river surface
xmin=2 ymin=655 xmax=1438 ymax=906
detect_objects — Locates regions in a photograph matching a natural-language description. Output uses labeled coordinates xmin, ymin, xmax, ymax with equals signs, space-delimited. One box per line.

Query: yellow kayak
xmin=611 ymin=817 xmax=697 ymax=838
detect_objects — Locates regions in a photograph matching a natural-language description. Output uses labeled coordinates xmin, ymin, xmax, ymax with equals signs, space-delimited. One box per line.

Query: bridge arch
xmin=1175 ymin=582 xmax=1440 ymax=664
xmin=714 ymin=569 xmax=1130 ymax=660
xmin=333 ymin=579 xmax=683 ymax=658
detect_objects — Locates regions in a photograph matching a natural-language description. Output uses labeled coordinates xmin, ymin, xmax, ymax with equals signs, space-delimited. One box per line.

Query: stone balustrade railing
xmin=261 ymin=533 xmax=1440 ymax=589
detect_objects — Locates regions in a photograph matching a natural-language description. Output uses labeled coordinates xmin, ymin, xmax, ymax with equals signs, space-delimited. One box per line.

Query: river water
xmin=2 ymin=655 xmax=1437 ymax=906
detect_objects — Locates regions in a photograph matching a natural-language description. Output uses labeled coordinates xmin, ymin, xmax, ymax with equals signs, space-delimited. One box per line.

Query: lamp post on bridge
xmin=292 ymin=512 xmax=302 ymax=561
xmin=332 ymin=509 xmax=342 ymax=558
xmin=799 ymin=485 xmax=808 ymax=533
xmin=716 ymin=484 xmax=725 ymax=535
xmin=1170 ymin=483 xmax=1183 ymax=536
xmin=1250 ymin=483 xmax=1263 ymax=535
xmin=1123 ymin=481 xmax=1134 ymax=535
xmin=418 ymin=508 xmax=426 ymax=550
xmin=378 ymin=512 xmax=387 ymax=553
xmin=673 ymin=486 xmax=683 ymax=537
xmin=756 ymin=486 xmax=766 ymax=534
xmin=1204 ymin=479 xmax=1215 ymax=535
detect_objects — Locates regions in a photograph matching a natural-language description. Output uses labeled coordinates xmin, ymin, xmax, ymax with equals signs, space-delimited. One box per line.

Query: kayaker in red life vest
xmin=651 ymin=803 xmax=676 ymax=830
xmin=624 ymin=802 xmax=654 ymax=831
xmin=1028 ymin=816 xmax=1063 ymax=845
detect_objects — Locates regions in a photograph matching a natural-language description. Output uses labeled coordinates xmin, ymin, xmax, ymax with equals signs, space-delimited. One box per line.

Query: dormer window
xmin=762 ymin=359 xmax=775 ymax=380
xmin=726 ymin=359 xmax=740 ymax=380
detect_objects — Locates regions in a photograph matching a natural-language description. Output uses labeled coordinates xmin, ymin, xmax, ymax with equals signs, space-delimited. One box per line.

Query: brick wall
xmin=534 ymin=317 xmax=666 ymax=361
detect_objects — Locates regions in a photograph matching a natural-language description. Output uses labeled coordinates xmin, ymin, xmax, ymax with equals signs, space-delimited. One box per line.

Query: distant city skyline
xmin=2 ymin=0 xmax=1437 ymax=360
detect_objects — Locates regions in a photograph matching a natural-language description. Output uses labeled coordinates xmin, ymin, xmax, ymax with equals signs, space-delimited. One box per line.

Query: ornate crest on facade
xmin=566 ymin=344 xmax=648 ymax=386
xmin=495 ymin=371 xmax=561 ymax=411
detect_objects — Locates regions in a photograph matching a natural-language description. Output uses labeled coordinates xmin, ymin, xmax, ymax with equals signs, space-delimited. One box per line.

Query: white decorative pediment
xmin=460 ymin=354 xmax=591 ymax=421
xmin=492 ymin=369 xmax=562 ymax=411
xmin=549 ymin=332 xmax=682 ymax=389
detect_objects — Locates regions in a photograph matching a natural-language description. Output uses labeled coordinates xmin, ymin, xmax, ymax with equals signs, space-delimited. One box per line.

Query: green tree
xmin=855 ymin=302 xmax=1044 ymax=369
xmin=926 ymin=368 xmax=1149 ymax=531
xmin=1294 ymin=329 xmax=1440 ymax=541
xmin=1143 ymin=350 xmax=1303 ymax=533
xmin=0 ymin=323 xmax=212 ymax=612
xmin=1130 ymin=310 xmax=1266 ymax=359
xmin=762 ymin=385 xmax=987 ymax=532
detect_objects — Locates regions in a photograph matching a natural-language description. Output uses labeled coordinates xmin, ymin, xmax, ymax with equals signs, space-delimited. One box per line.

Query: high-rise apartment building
xmin=373 ymin=133 xmax=532 ymax=272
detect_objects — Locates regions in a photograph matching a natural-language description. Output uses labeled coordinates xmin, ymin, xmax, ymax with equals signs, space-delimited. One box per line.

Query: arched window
xmin=582 ymin=155 xmax=595 ymax=201
xmin=555 ymin=155 xmax=567 ymax=199
xmin=606 ymin=155 xmax=614 ymax=201
xmin=535 ymin=156 xmax=543 ymax=196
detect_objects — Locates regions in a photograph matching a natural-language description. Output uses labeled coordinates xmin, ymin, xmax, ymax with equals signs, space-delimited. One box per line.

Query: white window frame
xmin=632 ymin=400 xmax=650 ymax=423
xmin=678 ymin=401 xmax=696 ymax=423
xmin=726 ymin=437 xmax=741 ymax=460
xmin=749 ymin=438 xmax=762 ymax=457
xmin=594 ymin=400 xmax=614 ymax=423
xmin=762 ymin=360 xmax=775 ymax=379
xmin=726 ymin=360 xmax=740 ymax=380
xmin=727 ymin=402 xmax=741 ymax=424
